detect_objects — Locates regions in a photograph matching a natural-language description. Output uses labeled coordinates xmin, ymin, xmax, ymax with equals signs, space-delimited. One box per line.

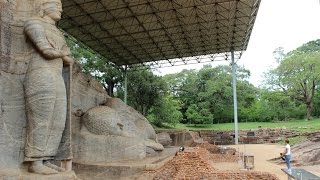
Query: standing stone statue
xmin=23 ymin=0 xmax=73 ymax=175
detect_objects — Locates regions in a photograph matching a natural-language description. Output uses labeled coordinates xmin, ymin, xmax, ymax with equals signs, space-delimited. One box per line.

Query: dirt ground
xmin=226 ymin=144 xmax=320 ymax=180
xmin=143 ymin=143 xmax=320 ymax=180
xmin=76 ymin=144 xmax=320 ymax=180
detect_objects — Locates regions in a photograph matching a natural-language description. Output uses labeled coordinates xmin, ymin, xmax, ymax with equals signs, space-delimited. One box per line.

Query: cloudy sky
xmin=157 ymin=0 xmax=320 ymax=86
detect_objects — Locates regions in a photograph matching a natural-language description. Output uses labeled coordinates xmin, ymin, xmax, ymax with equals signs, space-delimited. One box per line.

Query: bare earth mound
xmin=148 ymin=146 xmax=279 ymax=180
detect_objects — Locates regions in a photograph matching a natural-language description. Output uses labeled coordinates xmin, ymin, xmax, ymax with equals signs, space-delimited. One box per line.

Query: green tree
xmin=196 ymin=65 xmax=256 ymax=123
xmin=165 ymin=69 xmax=198 ymax=123
xmin=266 ymin=39 xmax=320 ymax=120
xmin=65 ymin=35 xmax=123 ymax=97
xmin=147 ymin=95 xmax=182 ymax=127
xmin=197 ymin=66 xmax=233 ymax=123
xmin=237 ymin=81 xmax=258 ymax=121
xmin=185 ymin=104 xmax=200 ymax=124
xmin=185 ymin=103 xmax=213 ymax=125
xmin=312 ymin=89 xmax=320 ymax=117
xmin=125 ymin=68 xmax=166 ymax=116
xmin=165 ymin=64 xmax=256 ymax=124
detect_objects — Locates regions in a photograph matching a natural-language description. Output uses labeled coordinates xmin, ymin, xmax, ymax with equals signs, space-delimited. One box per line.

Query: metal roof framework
xmin=59 ymin=0 xmax=261 ymax=68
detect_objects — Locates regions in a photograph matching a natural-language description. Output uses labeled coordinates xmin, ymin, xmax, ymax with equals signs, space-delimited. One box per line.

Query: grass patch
xmin=157 ymin=119 xmax=320 ymax=133
xmin=283 ymin=136 xmax=307 ymax=146
xmin=277 ymin=135 xmax=307 ymax=146
xmin=155 ymin=119 xmax=319 ymax=147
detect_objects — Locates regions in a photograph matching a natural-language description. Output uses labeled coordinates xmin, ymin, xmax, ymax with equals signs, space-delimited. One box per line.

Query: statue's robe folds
xmin=24 ymin=18 xmax=68 ymax=161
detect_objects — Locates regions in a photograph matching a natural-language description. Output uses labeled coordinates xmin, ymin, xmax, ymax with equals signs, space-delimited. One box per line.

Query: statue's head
xmin=40 ymin=0 xmax=62 ymax=21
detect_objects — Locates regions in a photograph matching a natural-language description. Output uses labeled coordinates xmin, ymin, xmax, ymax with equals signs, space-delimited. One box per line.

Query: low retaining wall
xmin=157 ymin=128 xmax=300 ymax=145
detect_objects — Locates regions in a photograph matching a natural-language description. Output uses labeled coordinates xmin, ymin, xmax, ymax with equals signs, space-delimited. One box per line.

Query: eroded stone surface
xmin=105 ymin=98 xmax=157 ymax=141
xmin=22 ymin=0 xmax=74 ymax=174
xmin=76 ymin=99 xmax=164 ymax=164
xmin=1 ymin=0 xmax=168 ymax=178
xmin=82 ymin=106 xmax=123 ymax=136
xmin=0 ymin=0 xmax=73 ymax=176
xmin=73 ymin=128 xmax=146 ymax=164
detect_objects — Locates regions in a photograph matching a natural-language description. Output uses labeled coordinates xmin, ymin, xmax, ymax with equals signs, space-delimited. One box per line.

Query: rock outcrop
xmin=71 ymin=63 xmax=163 ymax=164
xmin=1 ymin=15 xmax=163 ymax=173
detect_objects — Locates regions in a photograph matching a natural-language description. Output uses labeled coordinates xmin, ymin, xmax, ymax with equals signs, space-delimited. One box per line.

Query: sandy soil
xmin=226 ymin=144 xmax=320 ymax=180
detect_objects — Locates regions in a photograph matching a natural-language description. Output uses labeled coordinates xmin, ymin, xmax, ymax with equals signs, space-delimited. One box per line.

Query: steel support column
xmin=124 ymin=65 xmax=128 ymax=104
xmin=231 ymin=50 xmax=239 ymax=145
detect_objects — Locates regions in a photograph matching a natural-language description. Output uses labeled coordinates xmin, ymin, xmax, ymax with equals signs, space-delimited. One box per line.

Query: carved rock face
xmin=42 ymin=1 xmax=62 ymax=21
xmin=82 ymin=106 xmax=123 ymax=136
xmin=105 ymin=98 xmax=157 ymax=140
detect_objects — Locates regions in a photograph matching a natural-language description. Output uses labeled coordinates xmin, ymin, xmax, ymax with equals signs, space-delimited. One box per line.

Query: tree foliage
xmin=65 ymin=35 xmax=123 ymax=97
xmin=163 ymin=64 xmax=256 ymax=124
xmin=124 ymin=68 xmax=166 ymax=116
xmin=147 ymin=95 xmax=183 ymax=127
xmin=265 ymin=39 xmax=320 ymax=120
xmin=66 ymin=33 xmax=320 ymax=125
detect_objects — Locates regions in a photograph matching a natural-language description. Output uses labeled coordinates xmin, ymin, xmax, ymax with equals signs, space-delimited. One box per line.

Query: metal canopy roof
xmin=59 ymin=0 xmax=261 ymax=67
